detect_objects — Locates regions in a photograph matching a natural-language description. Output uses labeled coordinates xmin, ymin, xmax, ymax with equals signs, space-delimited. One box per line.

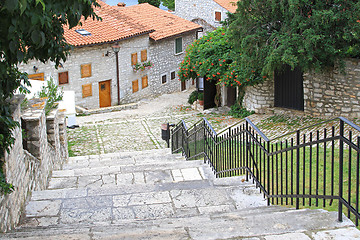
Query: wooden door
xmin=274 ymin=65 xmax=304 ymax=110
xmin=181 ymin=80 xmax=186 ymax=91
xmin=99 ymin=80 xmax=111 ymax=108
xmin=226 ymin=87 xmax=236 ymax=107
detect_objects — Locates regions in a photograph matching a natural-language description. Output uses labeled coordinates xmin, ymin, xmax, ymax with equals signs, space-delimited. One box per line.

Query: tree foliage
xmin=161 ymin=0 xmax=175 ymax=11
xmin=139 ymin=0 xmax=161 ymax=8
xmin=227 ymin=0 xmax=360 ymax=81
xmin=0 ymin=0 xmax=99 ymax=195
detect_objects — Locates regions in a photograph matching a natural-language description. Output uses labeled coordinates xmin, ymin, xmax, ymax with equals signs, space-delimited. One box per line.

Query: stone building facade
xmin=18 ymin=2 xmax=201 ymax=110
xmin=0 ymin=97 xmax=68 ymax=232
xmin=242 ymin=59 xmax=360 ymax=118
xmin=175 ymin=0 xmax=237 ymax=32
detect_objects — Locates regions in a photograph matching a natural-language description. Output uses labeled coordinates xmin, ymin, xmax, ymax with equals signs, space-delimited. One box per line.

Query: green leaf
xmin=19 ymin=0 xmax=27 ymax=15
xmin=4 ymin=0 xmax=18 ymax=12
xmin=31 ymin=30 xmax=41 ymax=44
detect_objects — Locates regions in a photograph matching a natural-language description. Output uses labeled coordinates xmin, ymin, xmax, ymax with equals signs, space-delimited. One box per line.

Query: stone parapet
xmin=242 ymin=78 xmax=274 ymax=113
xmin=0 ymin=96 xmax=68 ymax=232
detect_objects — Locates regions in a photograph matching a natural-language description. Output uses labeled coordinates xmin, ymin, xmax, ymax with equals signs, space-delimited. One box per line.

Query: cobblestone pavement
xmin=68 ymin=89 xmax=360 ymax=156
xmin=68 ymin=89 xmax=243 ymax=156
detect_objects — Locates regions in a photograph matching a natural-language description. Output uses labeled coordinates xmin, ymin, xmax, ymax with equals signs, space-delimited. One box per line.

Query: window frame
xmin=170 ymin=71 xmax=176 ymax=80
xmin=175 ymin=37 xmax=183 ymax=55
xmin=161 ymin=74 xmax=167 ymax=84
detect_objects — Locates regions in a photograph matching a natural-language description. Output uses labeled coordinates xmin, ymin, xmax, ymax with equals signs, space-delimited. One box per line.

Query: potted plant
xmin=198 ymin=92 xmax=204 ymax=106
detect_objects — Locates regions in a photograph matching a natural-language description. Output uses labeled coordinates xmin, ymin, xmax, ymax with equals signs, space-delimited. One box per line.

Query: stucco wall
xmin=175 ymin=0 xmax=229 ymax=31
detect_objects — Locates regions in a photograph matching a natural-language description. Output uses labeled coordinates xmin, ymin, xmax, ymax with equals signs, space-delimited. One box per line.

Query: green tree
xmin=161 ymin=0 xmax=175 ymax=11
xmin=227 ymin=0 xmax=360 ymax=82
xmin=0 ymin=0 xmax=100 ymax=194
xmin=139 ymin=0 xmax=161 ymax=8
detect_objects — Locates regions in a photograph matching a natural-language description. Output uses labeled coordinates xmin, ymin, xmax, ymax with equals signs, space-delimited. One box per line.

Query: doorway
xmin=99 ymin=80 xmax=111 ymax=108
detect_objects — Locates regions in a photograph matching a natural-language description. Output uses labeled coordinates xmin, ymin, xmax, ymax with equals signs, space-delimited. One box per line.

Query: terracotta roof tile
xmin=64 ymin=1 xmax=154 ymax=46
xmin=213 ymin=0 xmax=238 ymax=13
xmin=115 ymin=3 xmax=202 ymax=41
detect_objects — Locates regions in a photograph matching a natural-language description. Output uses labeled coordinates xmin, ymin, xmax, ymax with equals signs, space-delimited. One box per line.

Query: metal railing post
xmin=267 ymin=141 xmax=271 ymax=206
xmin=296 ymin=130 xmax=300 ymax=209
xmin=246 ymin=121 xmax=249 ymax=181
xmin=338 ymin=119 xmax=344 ymax=222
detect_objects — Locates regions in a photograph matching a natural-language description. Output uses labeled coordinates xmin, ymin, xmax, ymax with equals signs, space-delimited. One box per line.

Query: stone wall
xmin=303 ymin=59 xmax=360 ymax=118
xmin=242 ymin=78 xmax=274 ymax=113
xmin=175 ymin=0 xmax=228 ymax=31
xmin=0 ymin=97 xmax=68 ymax=232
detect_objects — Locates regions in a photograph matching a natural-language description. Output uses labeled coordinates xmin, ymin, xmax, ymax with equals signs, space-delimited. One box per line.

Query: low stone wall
xmin=242 ymin=78 xmax=274 ymax=113
xmin=0 ymin=96 xmax=68 ymax=232
xmin=304 ymin=59 xmax=360 ymax=118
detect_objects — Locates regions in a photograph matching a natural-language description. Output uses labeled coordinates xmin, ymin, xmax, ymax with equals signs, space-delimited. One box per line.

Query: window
xmin=132 ymin=80 xmax=139 ymax=93
xmin=197 ymin=77 xmax=204 ymax=91
xmin=175 ymin=37 xmax=183 ymax=54
xmin=215 ymin=11 xmax=221 ymax=21
xmin=171 ymin=71 xmax=176 ymax=80
xmin=141 ymin=49 xmax=147 ymax=62
xmin=82 ymin=84 xmax=92 ymax=98
xmin=75 ymin=29 xmax=91 ymax=36
xmin=58 ymin=71 xmax=69 ymax=85
xmin=81 ymin=64 xmax=91 ymax=78
xmin=161 ymin=74 xmax=167 ymax=84
xmin=131 ymin=53 xmax=138 ymax=65
xmin=142 ymin=75 xmax=148 ymax=88
xmin=28 ymin=73 xmax=44 ymax=81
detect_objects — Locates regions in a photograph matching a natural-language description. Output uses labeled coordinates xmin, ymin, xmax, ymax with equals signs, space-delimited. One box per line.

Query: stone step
xmin=3 ymin=206 xmax=358 ymax=239
xmin=23 ymin=179 xmax=267 ymax=228
xmin=48 ymin=160 xmax=214 ymax=190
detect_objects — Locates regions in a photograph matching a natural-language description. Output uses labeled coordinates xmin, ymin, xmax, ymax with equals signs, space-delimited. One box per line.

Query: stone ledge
xmin=75 ymin=103 xmax=138 ymax=115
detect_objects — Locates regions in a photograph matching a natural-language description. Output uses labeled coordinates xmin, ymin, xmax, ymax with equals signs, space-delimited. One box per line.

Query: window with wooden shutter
xmin=132 ymin=79 xmax=139 ymax=93
xmin=141 ymin=49 xmax=147 ymax=62
xmin=82 ymin=83 xmax=92 ymax=98
xmin=58 ymin=71 xmax=69 ymax=85
xmin=131 ymin=53 xmax=138 ymax=65
xmin=81 ymin=64 xmax=91 ymax=78
xmin=142 ymin=75 xmax=148 ymax=88
xmin=28 ymin=73 xmax=45 ymax=81
xmin=215 ymin=11 xmax=221 ymax=21
xmin=171 ymin=71 xmax=176 ymax=80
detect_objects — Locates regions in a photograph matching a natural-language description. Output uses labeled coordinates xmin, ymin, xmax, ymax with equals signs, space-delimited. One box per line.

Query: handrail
xmin=170 ymin=115 xmax=360 ymax=226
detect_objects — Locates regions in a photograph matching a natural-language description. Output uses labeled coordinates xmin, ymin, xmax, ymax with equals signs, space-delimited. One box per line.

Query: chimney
xmin=117 ymin=2 xmax=126 ymax=7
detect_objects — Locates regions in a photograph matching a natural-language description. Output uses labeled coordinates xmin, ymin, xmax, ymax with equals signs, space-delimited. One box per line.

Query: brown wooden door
xmin=181 ymin=80 xmax=186 ymax=91
xmin=99 ymin=80 xmax=111 ymax=108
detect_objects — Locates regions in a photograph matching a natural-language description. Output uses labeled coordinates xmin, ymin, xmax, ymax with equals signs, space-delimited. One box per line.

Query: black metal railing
xmin=171 ymin=116 xmax=360 ymax=225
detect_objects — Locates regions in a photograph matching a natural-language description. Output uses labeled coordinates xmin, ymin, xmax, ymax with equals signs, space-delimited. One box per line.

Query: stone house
xmin=243 ymin=60 xmax=360 ymax=118
xmin=18 ymin=1 xmax=201 ymax=109
xmin=175 ymin=0 xmax=237 ymax=35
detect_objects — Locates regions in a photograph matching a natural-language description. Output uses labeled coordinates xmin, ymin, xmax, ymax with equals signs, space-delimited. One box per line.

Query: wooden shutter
xmin=142 ymin=75 xmax=148 ymax=88
xmin=141 ymin=49 xmax=147 ymax=62
xmin=215 ymin=11 xmax=221 ymax=21
xmin=132 ymin=80 xmax=139 ymax=93
xmin=81 ymin=64 xmax=92 ymax=78
xmin=131 ymin=53 xmax=138 ymax=65
xmin=175 ymin=38 xmax=182 ymax=54
xmin=171 ymin=71 xmax=175 ymax=80
xmin=82 ymin=84 xmax=92 ymax=98
xmin=28 ymin=73 xmax=44 ymax=81
xmin=58 ymin=71 xmax=69 ymax=85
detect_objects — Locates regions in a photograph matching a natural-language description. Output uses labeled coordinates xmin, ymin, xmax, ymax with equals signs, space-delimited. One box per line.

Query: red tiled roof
xmin=64 ymin=1 xmax=154 ymax=46
xmin=115 ymin=3 xmax=202 ymax=41
xmin=213 ymin=0 xmax=238 ymax=13
xmin=64 ymin=1 xmax=201 ymax=46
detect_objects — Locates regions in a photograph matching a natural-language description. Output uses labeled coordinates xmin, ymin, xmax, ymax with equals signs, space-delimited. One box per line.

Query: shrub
xmin=188 ymin=90 xmax=199 ymax=104
xmin=228 ymin=103 xmax=254 ymax=119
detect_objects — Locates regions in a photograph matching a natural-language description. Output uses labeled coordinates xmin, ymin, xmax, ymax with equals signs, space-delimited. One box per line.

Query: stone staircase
xmin=1 ymin=149 xmax=360 ymax=239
